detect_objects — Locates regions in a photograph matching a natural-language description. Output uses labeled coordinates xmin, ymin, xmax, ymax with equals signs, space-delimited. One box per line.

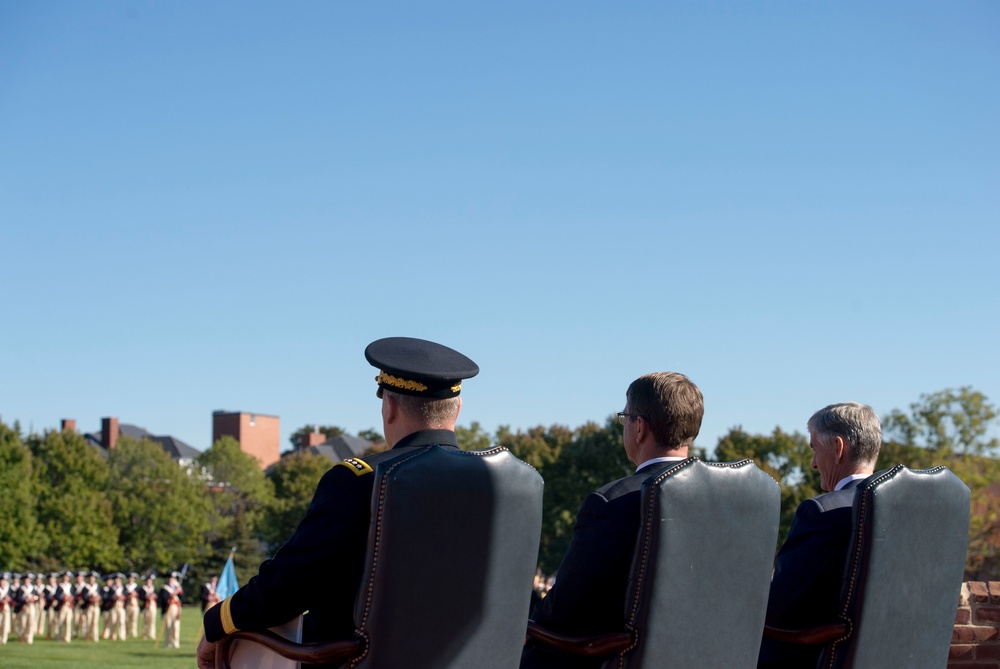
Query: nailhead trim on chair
xmin=348 ymin=446 xmax=512 ymax=668
xmin=613 ymin=457 xmax=756 ymax=669
xmin=822 ymin=464 xmax=948 ymax=669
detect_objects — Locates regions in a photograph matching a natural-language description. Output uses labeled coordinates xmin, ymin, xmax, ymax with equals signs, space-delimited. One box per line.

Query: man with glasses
xmin=521 ymin=372 xmax=704 ymax=669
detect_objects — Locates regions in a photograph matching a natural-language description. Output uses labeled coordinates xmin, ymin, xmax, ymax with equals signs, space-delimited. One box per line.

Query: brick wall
xmin=950 ymin=582 xmax=1000 ymax=667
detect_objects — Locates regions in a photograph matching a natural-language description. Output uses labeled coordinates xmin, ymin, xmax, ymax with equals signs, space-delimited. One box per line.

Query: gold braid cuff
xmin=220 ymin=596 xmax=238 ymax=635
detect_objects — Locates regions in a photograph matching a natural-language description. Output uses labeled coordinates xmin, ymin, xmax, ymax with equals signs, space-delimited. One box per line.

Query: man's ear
xmin=833 ymin=435 xmax=846 ymax=461
xmin=635 ymin=414 xmax=649 ymax=445
xmin=382 ymin=392 xmax=398 ymax=425
xmin=454 ymin=396 xmax=462 ymax=421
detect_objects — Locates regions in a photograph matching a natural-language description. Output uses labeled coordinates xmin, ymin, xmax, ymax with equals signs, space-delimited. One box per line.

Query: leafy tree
xmin=712 ymin=427 xmax=819 ymax=546
xmin=496 ymin=424 xmax=570 ymax=471
xmin=883 ymin=386 xmax=999 ymax=456
xmin=455 ymin=421 xmax=492 ymax=451
xmin=288 ymin=425 xmax=345 ymax=450
xmin=536 ymin=420 xmax=632 ymax=571
xmin=198 ymin=436 xmax=275 ymax=576
xmin=0 ymin=421 xmax=45 ymax=568
xmin=28 ymin=428 xmax=122 ymax=571
xmin=262 ymin=450 xmax=331 ymax=550
xmin=357 ymin=429 xmax=384 ymax=445
xmin=107 ymin=435 xmax=211 ymax=574
xmin=501 ymin=420 xmax=630 ymax=571
xmin=881 ymin=387 xmax=1000 ymax=580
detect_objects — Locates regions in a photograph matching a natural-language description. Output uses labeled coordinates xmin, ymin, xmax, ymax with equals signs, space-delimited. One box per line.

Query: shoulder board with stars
xmin=335 ymin=458 xmax=374 ymax=476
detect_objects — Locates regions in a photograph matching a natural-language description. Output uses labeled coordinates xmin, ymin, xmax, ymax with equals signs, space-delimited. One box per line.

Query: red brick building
xmin=212 ymin=410 xmax=280 ymax=470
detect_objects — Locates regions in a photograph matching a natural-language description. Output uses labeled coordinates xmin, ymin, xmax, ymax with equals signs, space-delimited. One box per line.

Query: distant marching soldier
xmin=71 ymin=570 xmax=87 ymax=637
xmin=82 ymin=571 xmax=102 ymax=641
xmin=111 ymin=573 xmax=127 ymax=640
xmin=0 ymin=572 xmax=11 ymax=644
xmin=125 ymin=572 xmax=140 ymax=638
xmin=158 ymin=571 xmax=183 ymax=649
xmin=10 ymin=574 xmax=23 ymax=640
xmin=17 ymin=572 xmax=37 ymax=644
xmin=200 ymin=575 xmax=220 ymax=613
xmin=140 ymin=573 xmax=158 ymax=641
xmin=31 ymin=574 xmax=43 ymax=637
xmin=42 ymin=572 xmax=58 ymax=638
xmin=55 ymin=571 xmax=75 ymax=642
xmin=100 ymin=573 xmax=115 ymax=639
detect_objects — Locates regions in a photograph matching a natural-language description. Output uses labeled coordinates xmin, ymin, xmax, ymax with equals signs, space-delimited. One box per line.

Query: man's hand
xmin=197 ymin=634 xmax=218 ymax=669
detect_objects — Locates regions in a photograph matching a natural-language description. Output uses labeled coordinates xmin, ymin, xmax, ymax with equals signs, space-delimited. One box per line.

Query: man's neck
xmin=635 ymin=454 xmax=688 ymax=473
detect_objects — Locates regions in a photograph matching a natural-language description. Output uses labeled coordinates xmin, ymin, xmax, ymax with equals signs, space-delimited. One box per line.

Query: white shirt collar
xmin=636 ymin=455 xmax=687 ymax=473
xmin=834 ymin=473 xmax=870 ymax=491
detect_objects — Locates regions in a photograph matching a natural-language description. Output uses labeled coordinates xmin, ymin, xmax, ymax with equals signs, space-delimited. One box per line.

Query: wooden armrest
xmin=525 ymin=620 xmax=635 ymax=657
xmin=762 ymin=622 xmax=848 ymax=645
xmin=217 ymin=628 xmax=363 ymax=669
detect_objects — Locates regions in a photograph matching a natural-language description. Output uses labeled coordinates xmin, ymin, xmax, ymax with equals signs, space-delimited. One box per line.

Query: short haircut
xmin=384 ymin=389 xmax=460 ymax=428
xmin=626 ymin=372 xmax=704 ymax=450
xmin=808 ymin=402 xmax=882 ymax=467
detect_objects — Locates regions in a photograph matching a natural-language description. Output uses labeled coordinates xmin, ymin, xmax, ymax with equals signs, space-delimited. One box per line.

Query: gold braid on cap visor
xmin=376 ymin=371 xmax=462 ymax=395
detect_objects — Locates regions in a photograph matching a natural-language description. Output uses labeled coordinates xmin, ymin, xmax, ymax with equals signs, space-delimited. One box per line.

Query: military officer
xmin=0 ymin=572 xmax=11 ymax=644
xmin=140 ymin=573 xmax=158 ymax=641
xmin=17 ymin=572 xmax=37 ymax=644
xmin=55 ymin=571 xmax=75 ymax=642
xmin=125 ymin=572 xmax=141 ymax=638
xmin=71 ymin=570 xmax=87 ymax=637
xmin=41 ymin=572 xmax=57 ymax=638
xmin=198 ymin=336 xmax=479 ymax=668
xmin=82 ymin=571 xmax=102 ymax=641
xmin=159 ymin=571 xmax=184 ymax=649
xmin=100 ymin=573 xmax=115 ymax=639
xmin=200 ymin=575 xmax=220 ymax=613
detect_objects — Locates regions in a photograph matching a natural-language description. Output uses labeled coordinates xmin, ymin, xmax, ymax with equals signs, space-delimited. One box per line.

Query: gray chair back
xmin=350 ymin=445 xmax=544 ymax=669
xmin=608 ymin=458 xmax=781 ymax=669
xmin=819 ymin=465 xmax=970 ymax=669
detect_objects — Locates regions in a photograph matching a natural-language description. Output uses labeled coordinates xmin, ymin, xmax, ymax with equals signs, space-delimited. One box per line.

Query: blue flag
xmin=217 ymin=554 xmax=239 ymax=601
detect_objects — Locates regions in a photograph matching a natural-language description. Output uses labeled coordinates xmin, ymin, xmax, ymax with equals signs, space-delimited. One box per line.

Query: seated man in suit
xmin=521 ymin=372 xmax=704 ymax=669
xmin=197 ymin=337 xmax=479 ymax=669
xmin=758 ymin=402 xmax=882 ymax=669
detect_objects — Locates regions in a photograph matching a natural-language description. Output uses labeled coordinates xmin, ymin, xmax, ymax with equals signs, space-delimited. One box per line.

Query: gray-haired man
xmin=758 ymin=402 xmax=882 ymax=669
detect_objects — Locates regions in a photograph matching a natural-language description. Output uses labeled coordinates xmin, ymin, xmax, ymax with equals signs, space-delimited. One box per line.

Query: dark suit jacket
xmin=758 ymin=481 xmax=861 ymax=669
xmin=521 ymin=463 xmax=670 ymax=669
xmin=203 ymin=429 xmax=459 ymax=644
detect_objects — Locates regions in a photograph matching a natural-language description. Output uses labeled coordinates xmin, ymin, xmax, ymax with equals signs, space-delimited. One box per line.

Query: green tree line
xmin=1 ymin=386 xmax=997 ymax=595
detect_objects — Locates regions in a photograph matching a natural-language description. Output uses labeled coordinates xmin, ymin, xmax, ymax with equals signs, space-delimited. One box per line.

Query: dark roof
xmin=85 ymin=423 xmax=201 ymax=462
xmin=326 ymin=434 xmax=370 ymax=457
xmin=281 ymin=434 xmax=373 ymax=466
xmin=122 ymin=424 xmax=154 ymax=440
xmin=150 ymin=435 xmax=200 ymax=461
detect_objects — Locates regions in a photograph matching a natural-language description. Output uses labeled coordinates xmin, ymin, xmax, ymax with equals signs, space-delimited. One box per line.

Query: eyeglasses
xmin=616 ymin=412 xmax=644 ymax=425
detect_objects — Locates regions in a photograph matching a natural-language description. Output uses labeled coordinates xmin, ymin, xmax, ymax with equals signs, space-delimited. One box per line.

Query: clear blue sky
xmin=2 ymin=2 xmax=998 ymax=455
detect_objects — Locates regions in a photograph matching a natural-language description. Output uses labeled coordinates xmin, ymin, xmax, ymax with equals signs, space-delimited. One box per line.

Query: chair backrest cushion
xmin=350 ymin=445 xmax=544 ymax=669
xmin=820 ymin=465 xmax=970 ymax=669
xmin=610 ymin=458 xmax=781 ymax=669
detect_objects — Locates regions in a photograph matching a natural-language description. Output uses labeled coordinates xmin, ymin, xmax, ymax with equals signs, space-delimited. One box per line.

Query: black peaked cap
xmin=365 ymin=337 xmax=479 ymax=399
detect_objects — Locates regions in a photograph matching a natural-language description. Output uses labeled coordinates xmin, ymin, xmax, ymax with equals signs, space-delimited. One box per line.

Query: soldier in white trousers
xmin=82 ymin=572 xmax=102 ymax=641
xmin=125 ymin=572 xmax=141 ymax=638
xmin=0 ymin=573 xmax=12 ymax=644
xmin=158 ymin=572 xmax=183 ymax=649
xmin=16 ymin=573 xmax=37 ymax=644
xmin=141 ymin=574 xmax=158 ymax=641
xmin=55 ymin=571 xmax=75 ymax=642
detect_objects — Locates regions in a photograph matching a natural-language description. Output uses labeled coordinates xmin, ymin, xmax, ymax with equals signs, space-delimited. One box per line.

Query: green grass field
xmin=0 ymin=606 xmax=204 ymax=668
